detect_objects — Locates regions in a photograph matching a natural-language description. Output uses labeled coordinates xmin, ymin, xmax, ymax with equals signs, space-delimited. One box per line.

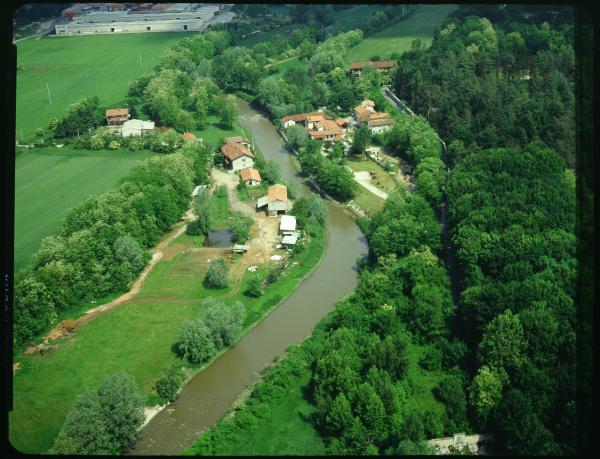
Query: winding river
xmin=131 ymin=99 xmax=367 ymax=455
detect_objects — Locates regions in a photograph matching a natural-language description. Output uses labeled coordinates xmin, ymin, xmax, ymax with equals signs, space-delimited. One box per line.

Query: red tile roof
xmin=268 ymin=184 xmax=287 ymax=202
xmin=239 ymin=168 xmax=261 ymax=182
xmin=221 ymin=143 xmax=255 ymax=161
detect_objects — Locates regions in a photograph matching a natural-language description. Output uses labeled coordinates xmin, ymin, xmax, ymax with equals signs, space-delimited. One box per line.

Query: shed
xmin=281 ymin=234 xmax=299 ymax=248
xmin=233 ymin=244 xmax=249 ymax=253
xmin=256 ymin=195 xmax=269 ymax=209
xmin=279 ymin=215 xmax=297 ymax=235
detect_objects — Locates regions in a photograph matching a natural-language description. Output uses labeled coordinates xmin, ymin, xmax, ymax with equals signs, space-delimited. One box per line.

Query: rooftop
xmin=239 ymin=167 xmax=261 ymax=182
xmin=268 ymin=184 xmax=288 ymax=202
xmin=221 ymin=143 xmax=255 ymax=161
xmin=106 ymin=108 xmax=128 ymax=117
xmin=280 ymin=215 xmax=297 ymax=231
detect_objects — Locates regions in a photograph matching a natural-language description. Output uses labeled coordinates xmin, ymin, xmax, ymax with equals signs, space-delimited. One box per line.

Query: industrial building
xmin=55 ymin=5 xmax=221 ymax=36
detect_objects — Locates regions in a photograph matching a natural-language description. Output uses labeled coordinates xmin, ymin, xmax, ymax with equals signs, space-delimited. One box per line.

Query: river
xmin=130 ymin=99 xmax=367 ymax=455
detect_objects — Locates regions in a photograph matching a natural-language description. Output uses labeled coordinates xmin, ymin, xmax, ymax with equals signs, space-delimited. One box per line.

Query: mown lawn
xmin=10 ymin=213 xmax=325 ymax=454
xmin=347 ymin=158 xmax=398 ymax=193
xmin=14 ymin=147 xmax=156 ymax=270
xmin=344 ymin=4 xmax=458 ymax=62
xmin=353 ymin=187 xmax=385 ymax=216
xmin=16 ymin=32 xmax=187 ymax=142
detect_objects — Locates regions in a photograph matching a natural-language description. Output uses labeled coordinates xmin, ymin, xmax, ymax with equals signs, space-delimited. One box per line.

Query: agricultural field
xmin=16 ymin=32 xmax=187 ymax=142
xmin=344 ymin=4 xmax=458 ymax=62
xmin=10 ymin=205 xmax=325 ymax=454
xmin=14 ymin=147 xmax=156 ymax=270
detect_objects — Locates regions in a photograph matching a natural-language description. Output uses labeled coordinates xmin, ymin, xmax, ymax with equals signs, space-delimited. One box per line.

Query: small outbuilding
xmin=191 ymin=184 xmax=208 ymax=197
xmin=239 ymin=167 xmax=262 ymax=187
xmin=279 ymin=215 xmax=297 ymax=235
xmin=233 ymin=244 xmax=249 ymax=253
xmin=281 ymin=233 xmax=300 ymax=249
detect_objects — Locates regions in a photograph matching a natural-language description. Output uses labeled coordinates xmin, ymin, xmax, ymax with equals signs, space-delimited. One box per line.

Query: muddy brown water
xmin=130 ymin=99 xmax=367 ymax=455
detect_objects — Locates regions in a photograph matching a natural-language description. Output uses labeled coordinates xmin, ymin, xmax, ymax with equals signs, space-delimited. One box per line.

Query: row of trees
xmin=14 ymin=152 xmax=197 ymax=346
xmin=297 ymin=139 xmax=358 ymax=202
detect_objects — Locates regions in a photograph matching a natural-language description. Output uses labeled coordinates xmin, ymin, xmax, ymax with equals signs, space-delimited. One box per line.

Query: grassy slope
xmin=16 ymin=32 xmax=186 ymax=142
xmin=344 ymin=4 xmax=458 ymax=62
xmin=14 ymin=147 xmax=156 ymax=270
xmin=10 ymin=220 xmax=325 ymax=454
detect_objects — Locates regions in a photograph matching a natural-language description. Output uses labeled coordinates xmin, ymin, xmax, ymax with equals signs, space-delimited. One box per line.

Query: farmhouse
xmin=221 ymin=142 xmax=255 ymax=172
xmin=349 ymin=60 xmax=397 ymax=76
xmin=354 ymin=100 xmax=395 ymax=133
xmin=225 ymin=136 xmax=252 ymax=149
xmin=257 ymin=184 xmax=289 ymax=216
xmin=121 ymin=119 xmax=155 ymax=137
xmin=239 ymin=167 xmax=262 ymax=187
xmin=106 ymin=108 xmax=129 ymax=126
xmin=279 ymin=215 xmax=297 ymax=236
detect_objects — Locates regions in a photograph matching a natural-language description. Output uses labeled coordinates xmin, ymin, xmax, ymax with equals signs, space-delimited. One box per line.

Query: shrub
xmin=108 ymin=140 xmax=121 ymax=150
xmin=89 ymin=135 xmax=105 ymax=150
xmin=177 ymin=318 xmax=216 ymax=364
xmin=204 ymin=258 xmax=229 ymax=289
xmin=127 ymin=138 xmax=143 ymax=151
xmin=154 ymin=364 xmax=186 ymax=403
xmin=245 ymin=273 xmax=264 ymax=297
xmin=201 ymin=298 xmax=245 ymax=348
xmin=419 ymin=346 xmax=442 ymax=370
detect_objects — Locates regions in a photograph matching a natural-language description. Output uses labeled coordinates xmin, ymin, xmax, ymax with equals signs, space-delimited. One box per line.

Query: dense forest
xmin=393 ymin=5 xmax=576 ymax=167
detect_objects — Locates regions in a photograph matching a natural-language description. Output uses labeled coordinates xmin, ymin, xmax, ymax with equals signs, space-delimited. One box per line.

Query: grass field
xmin=16 ymin=32 xmax=187 ymax=142
xmin=353 ymin=187 xmax=385 ymax=216
xmin=344 ymin=4 xmax=458 ymax=62
xmin=10 ymin=213 xmax=325 ymax=454
xmin=14 ymin=147 xmax=156 ymax=270
xmin=347 ymin=158 xmax=398 ymax=193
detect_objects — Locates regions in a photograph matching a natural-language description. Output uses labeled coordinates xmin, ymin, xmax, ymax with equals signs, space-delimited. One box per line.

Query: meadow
xmin=9 ymin=207 xmax=325 ymax=454
xmin=343 ymin=4 xmax=459 ymax=62
xmin=16 ymin=32 xmax=187 ymax=142
xmin=14 ymin=147 xmax=156 ymax=270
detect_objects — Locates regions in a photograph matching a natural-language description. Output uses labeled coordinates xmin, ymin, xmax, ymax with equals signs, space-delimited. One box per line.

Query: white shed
xmin=122 ymin=119 xmax=155 ymax=137
xmin=279 ymin=215 xmax=297 ymax=235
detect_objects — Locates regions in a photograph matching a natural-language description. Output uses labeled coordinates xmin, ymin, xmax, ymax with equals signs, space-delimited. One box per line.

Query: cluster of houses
xmin=279 ymin=111 xmax=347 ymax=143
xmin=353 ymin=99 xmax=394 ymax=133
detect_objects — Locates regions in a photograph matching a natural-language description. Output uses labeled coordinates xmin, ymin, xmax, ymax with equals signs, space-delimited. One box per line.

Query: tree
xmin=229 ymin=212 xmax=252 ymax=243
xmin=177 ymin=318 xmax=217 ymax=364
xmin=13 ymin=276 xmax=57 ymax=346
xmin=478 ymin=309 xmax=527 ymax=371
xmin=113 ymin=234 xmax=146 ymax=272
xmin=245 ymin=273 xmax=264 ymax=297
xmin=469 ymin=365 xmax=506 ymax=426
xmin=188 ymin=188 xmax=213 ymax=236
xmin=433 ymin=375 xmax=468 ymax=432
xmin=201 ymin=298 xmax=244 ymax=348
xmin=261 ymin=160 xmax=281 ymax=184
xmin=204 ymin=258 xmax=229 ymax=289
xmin=326 ymin=392 xmax=354 ymax=436
xmin=53 ymin=372 xmax=145 ymax=455
xmin=370 ymin=334 xmax=410 ymax=380
xmin=154 ymin=364 xmax=186 ymax=403
xmin=52 ymin=392 xmax=114 ymax=455
xmin=96 ymin=372 xmax=146 ymax=452
xmin=351 ymin=126 xmax=370 ymax=156
xmin=285 ymin=125 xmax=309 ymax=151
xmin=352 ymin=382 xmax=387 ymax=444
xmin=216 ymin=95 xmax=239 ymax=128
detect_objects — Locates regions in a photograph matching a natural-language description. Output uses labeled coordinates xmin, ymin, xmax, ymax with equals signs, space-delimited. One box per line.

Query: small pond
xmin=205 ymin=229 xmax=234 ymax=248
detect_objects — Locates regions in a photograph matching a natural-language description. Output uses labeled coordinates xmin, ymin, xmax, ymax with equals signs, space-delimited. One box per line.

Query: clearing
xmin=344 ymin=4 xmax=459 ymax=62
xmin=14 ymin=147 xmax=156 ymax=270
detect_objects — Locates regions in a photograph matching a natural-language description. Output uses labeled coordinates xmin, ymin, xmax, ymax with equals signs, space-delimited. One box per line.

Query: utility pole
xmin=46 ymin=82 xmax=51 ymax=105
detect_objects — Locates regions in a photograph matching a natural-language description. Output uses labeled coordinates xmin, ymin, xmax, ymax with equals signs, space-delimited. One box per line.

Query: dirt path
xmin=24 ymin=212 xmax=195 ymax=354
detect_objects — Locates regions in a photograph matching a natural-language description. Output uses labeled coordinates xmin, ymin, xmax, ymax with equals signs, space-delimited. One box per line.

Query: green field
xmin=344 ymin=4 xmax=458 ymax=62
xmin=10 ymin=216 xmax=325 ymax=454
xmin=14 ymin=147 xmax=156 ymax=270
xmin=16 ymin=32 xmax=187 ymax=142
xmin=347 ymin=158 xmax=398 ymax=193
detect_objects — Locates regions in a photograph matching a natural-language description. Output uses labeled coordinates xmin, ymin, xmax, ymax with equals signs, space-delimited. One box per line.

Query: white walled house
xmin=121 ymin=119 xmax=155 ymax=137
xmin=221 ymin=142 xmax=255 ymax=173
